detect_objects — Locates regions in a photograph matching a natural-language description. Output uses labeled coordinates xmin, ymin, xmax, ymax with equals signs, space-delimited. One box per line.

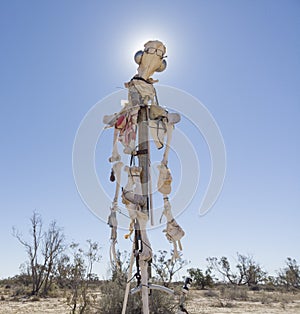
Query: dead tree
xmin=13 ymin=211 xmax=65 ymax=295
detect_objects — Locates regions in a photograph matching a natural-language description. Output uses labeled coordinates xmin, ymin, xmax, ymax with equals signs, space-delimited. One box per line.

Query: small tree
xmin=66 ymin=240 xmax=101 ymax=314
xmin=42 ymin=220 xmax=65 ymax=295
xmin=236 ymin=253 xmax=266 ymax=286
xmin=278 ymin=258 xmax=300 ymax=289
xmin=152 ymin=250 xmax=189 ymax=287
xmin=207 ymin=256 xmax=238 ymax=285
xmin=13 ymin=211 xmax=65 ymax=296
xmin=207 ymin=253 xmax=266 ymax=286
xmin=188 ymin=267 xmax=214 ymax=289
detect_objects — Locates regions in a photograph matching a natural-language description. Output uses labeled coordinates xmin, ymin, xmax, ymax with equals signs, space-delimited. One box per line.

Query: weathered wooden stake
xmin=138 ymin=105 xmax=150 ymax=314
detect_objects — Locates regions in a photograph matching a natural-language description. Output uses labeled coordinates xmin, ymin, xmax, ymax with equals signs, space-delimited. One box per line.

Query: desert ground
xmin=1 ymin=287 xmax=300 ymax=314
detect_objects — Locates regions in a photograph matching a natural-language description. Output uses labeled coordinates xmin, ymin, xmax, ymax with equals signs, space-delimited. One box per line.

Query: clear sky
xmin=0 ymin=0 xmax=299 ymax=279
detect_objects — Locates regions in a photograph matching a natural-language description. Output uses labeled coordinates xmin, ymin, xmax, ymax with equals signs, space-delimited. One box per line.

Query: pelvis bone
xmin=121 ymin=166 xmax=152 ymax=262
xmin=122 ymin=166 xmax=146 ymax=207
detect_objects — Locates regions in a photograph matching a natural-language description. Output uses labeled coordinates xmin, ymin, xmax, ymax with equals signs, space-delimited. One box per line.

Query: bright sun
xmin=122 ymin=26 xmax=175 ymax=62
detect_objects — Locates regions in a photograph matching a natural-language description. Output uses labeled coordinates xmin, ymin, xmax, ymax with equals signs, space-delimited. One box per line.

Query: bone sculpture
xmin=107 ymin=161 xmax=123 ymax=266
xmin=103 ymin=40 xmax=187 ymax=314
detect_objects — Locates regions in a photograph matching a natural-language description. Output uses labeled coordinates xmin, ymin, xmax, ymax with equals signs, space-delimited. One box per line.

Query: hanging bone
xmin=109 ymin=128 xmax=121 ymax=163
xmin=112 ymin=161 xmax=124 ymax=202
xmin=107 ymin=161 xmax=123 ymax=267
xmin=161 ymin=197 xmax=185 ymax=261
xmin=162 ymin=112 xmax=181 ymax=166
xmin=149 ymin=104 xmax=167 ymax=149
xmin=136 ymin=211 xmax=153 ymax=262
xmin=148 ymin=110 xmax=180 ymax=161
xmin=122 ymin=166 xmax=143 ymax=239
xmin=107 ymin=204 xmax=119 ymax=268
xmin=107 ymin=162 xmax=123 ymax=230
xmin=157 ymin=163 xmax=172 ymax=195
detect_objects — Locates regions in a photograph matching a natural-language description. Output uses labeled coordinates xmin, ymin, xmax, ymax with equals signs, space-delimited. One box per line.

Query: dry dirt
xmin=187 ymin=290 xmax=300 ymax=314
xmin=1 ymin=288 xmax=300 ymax=313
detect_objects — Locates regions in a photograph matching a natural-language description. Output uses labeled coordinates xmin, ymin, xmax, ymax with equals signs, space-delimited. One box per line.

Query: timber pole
xmin=137 ymin=104 xmax=150 ymax=314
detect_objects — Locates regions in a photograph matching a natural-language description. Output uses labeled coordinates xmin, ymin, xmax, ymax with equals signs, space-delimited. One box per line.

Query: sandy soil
xmin=187 ymin=290 xmax=300 ymax=314
xmin=0 ymin=297 xmax=69 ymax=314
xmin=1 ymin=289 xmax=300 ymax=313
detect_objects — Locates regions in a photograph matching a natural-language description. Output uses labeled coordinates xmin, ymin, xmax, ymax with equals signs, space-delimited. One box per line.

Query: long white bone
xmin=107 ymin=161 xmax=123 ymax=242
xmin=109 ymin=128 xmax=121 ymax=163
xmin=162 ymin=197 xmax=185 ymax=261
xmin=136 ymin=211 xmax=152 ymax=262
xmin=112 ymin=161 xmax=124 ymax=202
xmin=107 ymin=161 xmax=123 ymax=267
xmin=162 ymin=113 xmax=181 ymax=166
xmin=107 ymin=204 xmax=118 ymax=267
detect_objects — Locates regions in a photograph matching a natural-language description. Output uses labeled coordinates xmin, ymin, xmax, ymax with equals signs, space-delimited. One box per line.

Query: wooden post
xmin=138 ymin=105 xmax=150 ymax=314
xmin=138 ymin=105 xmax=149 ymax=214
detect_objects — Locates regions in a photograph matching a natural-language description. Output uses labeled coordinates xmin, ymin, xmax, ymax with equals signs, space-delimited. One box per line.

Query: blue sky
xmin=0 ymin=0 xmax=299 ymax=279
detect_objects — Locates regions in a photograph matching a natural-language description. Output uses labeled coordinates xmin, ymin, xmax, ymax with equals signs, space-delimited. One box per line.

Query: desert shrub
xmin=264 ymin=278 xmax=277 ymax=292
xmin=258 ymin=291 xmax=291 ymax=305
xmin=148 ymin=290 xmax=177 ymax=314
xmin=211 ymin=299 xmax=235 ymax=308
xmin=220 ymin=285 xmax=248 ymax=301
xmin=99 ymin=269 xmax=176 ymax=313
xmin=13 ymin=287 xmax=26 ymax=296
xmin=65 ymin=241 xmax=101 ymax=314
xmin=203 ymin=289 xmax=218 ymax=298
xmin=99 ymin=279 xmax=139 ymax=314
xmin=249 ymin=285 xmax=260 ymax=291
xmin=1 ymin=295 xmax=5 ymax=301
xmin=260 ymin=292 xmax=272 ymax=305
xmin=277 ymin=258 xmax=300 ymax=289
